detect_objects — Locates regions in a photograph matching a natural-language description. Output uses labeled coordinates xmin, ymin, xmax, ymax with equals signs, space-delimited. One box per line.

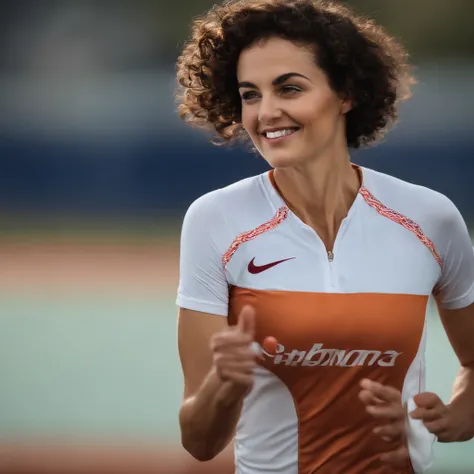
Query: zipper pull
xmin=328 ymin=250 xmax=334 ymax=262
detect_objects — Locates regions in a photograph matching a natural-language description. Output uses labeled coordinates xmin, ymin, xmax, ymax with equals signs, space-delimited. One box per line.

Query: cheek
xmin=301 ymin=97 xmax=342 ymax=129
xmin=241 ymin=106 xmax=259 ymax=138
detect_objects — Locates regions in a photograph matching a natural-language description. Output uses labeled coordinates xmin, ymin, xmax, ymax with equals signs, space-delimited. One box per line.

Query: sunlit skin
xmin=237 ymin=37 xmax=359 ymax=247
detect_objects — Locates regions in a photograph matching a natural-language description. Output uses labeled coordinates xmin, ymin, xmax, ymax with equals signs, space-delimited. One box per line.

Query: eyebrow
xmin=238 ymin=72 xmax=310 ymax=89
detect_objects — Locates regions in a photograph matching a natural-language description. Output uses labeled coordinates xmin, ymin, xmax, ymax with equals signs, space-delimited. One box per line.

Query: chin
xmin=263 ymin=152 xmax=305 ymax=170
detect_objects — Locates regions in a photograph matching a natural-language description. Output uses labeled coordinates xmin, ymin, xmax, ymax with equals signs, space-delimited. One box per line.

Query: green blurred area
xmin=155 ymin=0 xmax=474 ymax=60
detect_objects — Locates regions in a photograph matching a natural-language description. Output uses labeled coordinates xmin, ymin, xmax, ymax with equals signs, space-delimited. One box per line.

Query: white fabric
xmin=406 ymin=397 xmax=437 ymax=473
xmin=178 ymin=168 xmax=474 ymax=312
xmin=176 ymin=167 xmax=474 ymax=473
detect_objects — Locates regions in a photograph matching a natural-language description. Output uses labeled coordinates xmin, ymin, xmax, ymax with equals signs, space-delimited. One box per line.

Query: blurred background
xmin=0 ymin=0 xmax=473 ymax=472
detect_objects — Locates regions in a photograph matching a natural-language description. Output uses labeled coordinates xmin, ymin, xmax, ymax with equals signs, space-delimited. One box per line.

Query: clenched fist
xmin=410 ymin=392 xmax=457 ymax=442
xmin=360 ymin=379 xmax=460 ymax=468
xmin=210 ymin=306 xmax=258 ymax=396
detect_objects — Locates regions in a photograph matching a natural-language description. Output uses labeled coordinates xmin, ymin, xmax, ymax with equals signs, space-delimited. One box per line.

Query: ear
xmin=341 ymin=98 xmax=353 ymax=115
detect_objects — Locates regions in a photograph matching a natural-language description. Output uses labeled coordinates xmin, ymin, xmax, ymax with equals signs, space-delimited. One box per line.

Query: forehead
xmin=237 ymin=37 xmax=317 ymax=82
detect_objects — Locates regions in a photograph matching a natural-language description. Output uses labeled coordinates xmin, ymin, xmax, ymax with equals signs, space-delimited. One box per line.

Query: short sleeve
xmin=433 ymin=198 xmax=474 ymax=310
xmin=176 ymin=193 xmax=229 ymax=316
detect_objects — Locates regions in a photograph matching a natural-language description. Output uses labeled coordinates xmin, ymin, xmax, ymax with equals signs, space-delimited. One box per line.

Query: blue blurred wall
xmin=1 ymin=66 xmax=473 ymax=225
xmin=1 ymin=133 xmax=473 ymax=222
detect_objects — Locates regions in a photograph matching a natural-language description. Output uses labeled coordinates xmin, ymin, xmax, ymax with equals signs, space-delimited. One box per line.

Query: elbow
xmin=181 ymin=434 xmax=217 ymax=462
xmin=179 ymin=409 xmax=218 ymax=462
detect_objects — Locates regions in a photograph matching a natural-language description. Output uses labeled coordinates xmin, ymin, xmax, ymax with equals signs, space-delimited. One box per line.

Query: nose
xmin=258 ymin=95 xmax=283 ymax=124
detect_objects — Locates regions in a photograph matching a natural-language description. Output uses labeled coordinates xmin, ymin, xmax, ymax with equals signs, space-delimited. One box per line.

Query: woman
xmin=175 ymin=1 xmax=474 ymax=473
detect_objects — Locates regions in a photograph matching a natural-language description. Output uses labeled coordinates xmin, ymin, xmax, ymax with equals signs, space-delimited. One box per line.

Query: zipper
xmin=327 ymin=250 xmax=336 ymax=288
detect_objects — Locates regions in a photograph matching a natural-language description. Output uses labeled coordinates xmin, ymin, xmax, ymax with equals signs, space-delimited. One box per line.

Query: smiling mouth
xmin=262 ymin=128 xmax=300 ymax=142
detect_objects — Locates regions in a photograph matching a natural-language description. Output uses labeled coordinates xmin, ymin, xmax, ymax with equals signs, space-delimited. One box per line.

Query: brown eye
xmin=280 ymin=85 xmax=302 ymax=95
xmin=241 ymin=91 xmax=260 ymax=102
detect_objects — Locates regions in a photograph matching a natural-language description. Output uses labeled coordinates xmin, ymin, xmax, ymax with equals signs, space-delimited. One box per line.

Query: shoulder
xmin=185 ymin=174 xmax=267 ymax=216
xmin=183 ymin=173 xmax=270 ymax=226
xmin=181 ymin=173 xmax=276 ymax=247
xmin=361 ymin=167 xmax=459 ymax=227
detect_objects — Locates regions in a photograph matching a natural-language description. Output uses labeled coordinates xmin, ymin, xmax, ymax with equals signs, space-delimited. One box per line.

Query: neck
xmin=273 ymin=149 xmax=360 ymax=249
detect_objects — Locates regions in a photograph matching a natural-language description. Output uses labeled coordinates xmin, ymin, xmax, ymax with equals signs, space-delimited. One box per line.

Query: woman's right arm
xmin=178 ymin=306 xmax=256 ymax=462
xmin=176 ymin=193 xmax=258 ymax=460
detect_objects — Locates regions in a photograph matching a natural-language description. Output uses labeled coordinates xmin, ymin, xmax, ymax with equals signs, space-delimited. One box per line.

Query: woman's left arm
xmin=361 ymin=195 xmax=474 ymax=466
xmin=411 ymin=195 xmax=474 ymax=443
xmin=410 ymin=302 xmax=474 ymax=443
xmin=359 ymin=302 xmax=474 ymax=468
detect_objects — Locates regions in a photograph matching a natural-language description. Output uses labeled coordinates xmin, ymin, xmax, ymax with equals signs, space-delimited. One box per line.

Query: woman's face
xmin=237 ymin=37 xmax=351 ymax=169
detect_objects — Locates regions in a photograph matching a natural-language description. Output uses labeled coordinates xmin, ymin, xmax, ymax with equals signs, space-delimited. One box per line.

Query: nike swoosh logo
xmin=248 ymin=257 xmax=295 ymax=274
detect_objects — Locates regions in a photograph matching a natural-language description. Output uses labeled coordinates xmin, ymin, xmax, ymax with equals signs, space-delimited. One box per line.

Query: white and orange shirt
xmin=176 ymin=166 xmax=474 ymax=474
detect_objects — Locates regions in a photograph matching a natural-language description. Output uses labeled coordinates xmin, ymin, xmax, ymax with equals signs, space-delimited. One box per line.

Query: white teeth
xmin=265 ymin=129 xmax=296 ymax=139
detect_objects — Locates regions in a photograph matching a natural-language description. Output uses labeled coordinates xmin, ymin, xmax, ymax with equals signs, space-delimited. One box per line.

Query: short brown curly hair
xmin=176 ymin=0 xmax=415 ymax=149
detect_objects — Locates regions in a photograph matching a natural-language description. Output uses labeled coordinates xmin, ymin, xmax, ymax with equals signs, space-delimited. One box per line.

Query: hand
xmin=210 ymin=306 xmax=258 ymax=396
xmin=409 ymin=392 xmax=454 ymax=442
xmin=359 ymin=379 xmax=409 ymax=467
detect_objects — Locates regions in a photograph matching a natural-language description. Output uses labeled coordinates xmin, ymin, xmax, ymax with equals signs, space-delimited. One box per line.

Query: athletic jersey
xmin=176 ymin=166 xmax=474 ymax=474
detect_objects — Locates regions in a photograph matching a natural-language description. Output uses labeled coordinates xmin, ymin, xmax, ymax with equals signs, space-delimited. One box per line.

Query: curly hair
xmin=176 ymin=0 xmax=415 ymax=149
